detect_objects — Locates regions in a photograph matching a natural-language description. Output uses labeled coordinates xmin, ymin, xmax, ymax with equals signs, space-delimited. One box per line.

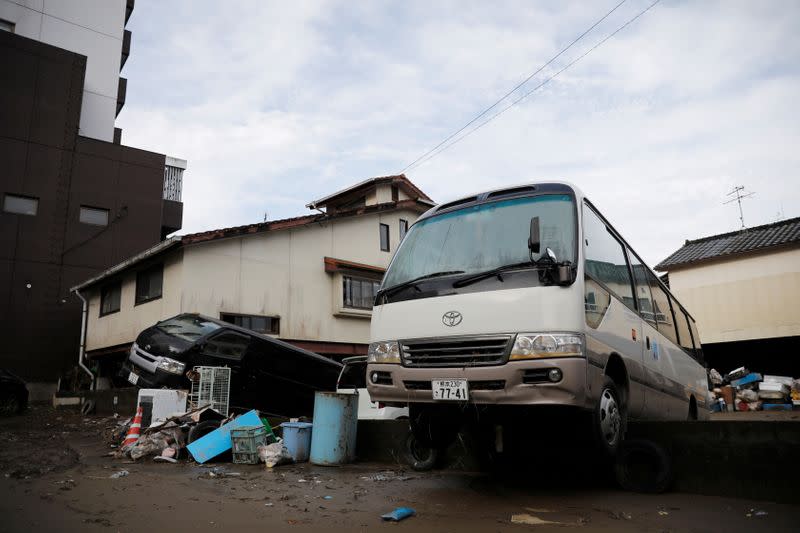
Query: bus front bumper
xmin=366 ymin=358 xmax=590 ymax=408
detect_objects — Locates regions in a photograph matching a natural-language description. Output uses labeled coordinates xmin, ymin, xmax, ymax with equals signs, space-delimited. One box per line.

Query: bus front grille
xmin=401 ymin=335 xmax=512 ymax=368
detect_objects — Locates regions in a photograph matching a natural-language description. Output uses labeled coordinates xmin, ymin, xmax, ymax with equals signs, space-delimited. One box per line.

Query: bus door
xmin=628 ymin=252 xmax=661 ymax=418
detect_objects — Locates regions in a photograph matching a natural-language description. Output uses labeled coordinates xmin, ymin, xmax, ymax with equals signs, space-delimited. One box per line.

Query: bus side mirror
xmin=528 ymin=216 xmax=540 ymax=254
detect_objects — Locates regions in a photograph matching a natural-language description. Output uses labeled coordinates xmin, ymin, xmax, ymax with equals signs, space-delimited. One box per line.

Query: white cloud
xmin=117 ymin=0 xmax=800 ymax=266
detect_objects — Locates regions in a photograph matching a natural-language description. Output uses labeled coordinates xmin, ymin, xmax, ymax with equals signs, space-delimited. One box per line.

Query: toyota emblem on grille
xmin=442 ymin=311 xmax=463 ymax=327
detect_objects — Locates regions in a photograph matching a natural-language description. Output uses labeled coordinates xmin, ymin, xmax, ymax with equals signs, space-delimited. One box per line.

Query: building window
xmin=343 ymin=276 xmax=380 ymax=310
xmin=135 ymin=264 xmax=163 ymax=305
xmin=399 ymin=219 xmax=408 ymax=241
xmin=80 ymin=206 xmax=109 ymax=226
xmin=220 ymin=313 xmax=279 ymax=335
xmin=379 ymin=223 xmax=390 ymax=251
xmin=100 ymin=282 xmax=121 ymax=316
xmin=0 ymin=19 xmax=14 ymax=32
xmin=3 ymin=194 xmax=38 ymax=216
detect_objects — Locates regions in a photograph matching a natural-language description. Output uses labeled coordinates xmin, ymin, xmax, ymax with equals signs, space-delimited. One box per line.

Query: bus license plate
xmin=432 ymin=379 xmax=468 ymax=401
xmin=127 ymin=371 xmax=139 ymax=386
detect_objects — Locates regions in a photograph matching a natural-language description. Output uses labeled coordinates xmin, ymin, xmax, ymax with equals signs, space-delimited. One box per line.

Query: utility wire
xmin=401 ymin=0 xmax=628 ymax=173
xmin=404 ymin=0 xmax=661 ymax=172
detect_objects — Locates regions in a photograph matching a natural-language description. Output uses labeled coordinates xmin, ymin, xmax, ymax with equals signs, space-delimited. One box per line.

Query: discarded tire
xmin=614 ymin=439 xmax=673 ymax=494
xmin=404 ymin=432 xmax=439 ymax=472
xmin=188 ymin=420 xmax=221 ymax=444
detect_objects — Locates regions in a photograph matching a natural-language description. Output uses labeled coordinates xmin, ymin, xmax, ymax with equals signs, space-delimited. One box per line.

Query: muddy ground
xmin=1 ymin=406 xmax=798 ymax=532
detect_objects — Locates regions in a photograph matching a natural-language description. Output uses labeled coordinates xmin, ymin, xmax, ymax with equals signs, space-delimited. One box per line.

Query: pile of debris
xmin=709 ymin=367 xmax=800 ymax=412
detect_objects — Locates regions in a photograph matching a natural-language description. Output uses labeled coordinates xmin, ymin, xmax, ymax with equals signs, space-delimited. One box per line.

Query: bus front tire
xmin=593 ymin=377 xmax=626 ymax=457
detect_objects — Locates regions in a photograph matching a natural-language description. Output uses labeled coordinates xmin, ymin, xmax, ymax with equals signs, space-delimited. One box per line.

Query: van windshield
xmin=156 ymin=315 xmax=222 ymax=342
xmin=383 ymin=194 xmax=576 ymax=290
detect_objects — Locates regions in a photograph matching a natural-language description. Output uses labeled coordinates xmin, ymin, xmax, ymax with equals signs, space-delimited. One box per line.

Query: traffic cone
xmin=121 ymin=406 xmax=143 ymax=449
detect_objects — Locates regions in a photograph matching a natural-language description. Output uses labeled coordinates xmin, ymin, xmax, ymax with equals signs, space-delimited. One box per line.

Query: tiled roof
xmin=306 ymin=174 xmax=433 ymax=208
xmin=655 ymin=216 xmax=800 ymax=271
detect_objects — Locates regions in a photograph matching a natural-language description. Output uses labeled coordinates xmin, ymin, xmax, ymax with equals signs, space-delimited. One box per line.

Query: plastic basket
xmin=230 ymin=425 xmax=268 ymax=464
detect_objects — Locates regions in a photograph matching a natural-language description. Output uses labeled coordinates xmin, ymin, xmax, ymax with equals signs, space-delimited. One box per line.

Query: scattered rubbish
xmin=511 ymin=514 xmax=558 ymax=526
xmin=658 ymin=510 xmax=669 ymax=516
xmin=265 ymin=502 xmax=274 ymax=507
xmin=109 ymin=470 xmax=129 ymax=479
xmin=153 ymin=456 xmax=177 ymax=463
xmin=360 ymin=471 xmax=414 ymax=482
xmin=754 ymin=510 xmax=768 ymax=518
xmin=298 ymin=479 xmax=308 ymax=483
xmin=525 ymin=507 xmax=555 ymax=513
xmin=381 ymin=507 xmax=416 ymax=522
xmin=323 ymin=495 xmax=333 ymax=500
xmin=259 ymin=442 xmax=294 ymax=468
xmin=187 ymin=409 xmax=263 ymax=463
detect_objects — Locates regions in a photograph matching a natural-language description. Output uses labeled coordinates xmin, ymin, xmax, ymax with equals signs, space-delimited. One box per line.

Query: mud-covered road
xmin=1 ymin=406 xmax=798 ymax=532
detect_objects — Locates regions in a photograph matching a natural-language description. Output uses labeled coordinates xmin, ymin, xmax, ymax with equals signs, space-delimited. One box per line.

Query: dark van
xmin=122 ymin=313 xmax=342 ymax=417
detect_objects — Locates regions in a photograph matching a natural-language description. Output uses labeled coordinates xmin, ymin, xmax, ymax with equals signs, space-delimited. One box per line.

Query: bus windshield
xmin=382 ymin=194 xmax=576 ymax=290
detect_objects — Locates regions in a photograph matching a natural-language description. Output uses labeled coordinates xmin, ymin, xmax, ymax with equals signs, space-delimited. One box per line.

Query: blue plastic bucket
xmin=280 ymin=422 xmax=313 ymax=462
xmin=310 ymin=391 xmax=358 ymax=466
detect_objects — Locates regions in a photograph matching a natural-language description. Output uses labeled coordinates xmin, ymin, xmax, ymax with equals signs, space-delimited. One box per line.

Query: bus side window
xmin=647 ymin=273 xmax=678 ymax=345
xmin=628 ymin=250 xmax=656 ymax=327
xmin=673 ymin=302 xmax=694 ymax=354
xmin=582 ymin=205 xmax=635 ymax=311
xmin=688 ymin=316 xmax=703 ymax=362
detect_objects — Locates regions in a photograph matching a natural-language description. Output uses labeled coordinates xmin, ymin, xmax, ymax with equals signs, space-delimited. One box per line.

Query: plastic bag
xmin=709 ymin=368 xmax=723 ymax=386
xmin=258 ymin=442 xmax=293 ymax=468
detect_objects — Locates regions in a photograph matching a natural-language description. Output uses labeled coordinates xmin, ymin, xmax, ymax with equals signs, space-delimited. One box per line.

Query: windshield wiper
xmin=377 ymin=270 xmax=466 ymax=300
xmin=452 ymin=262 xmax=535 ymax=288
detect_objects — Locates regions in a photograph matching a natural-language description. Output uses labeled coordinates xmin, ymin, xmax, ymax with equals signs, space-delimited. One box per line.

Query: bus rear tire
xmin=593 ymin=377 xmax=626 ymax=457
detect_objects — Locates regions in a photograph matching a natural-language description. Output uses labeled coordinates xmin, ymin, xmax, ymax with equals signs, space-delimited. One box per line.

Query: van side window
xmin=646 ymin=273 xmax=678 ymax=345
xmin=627 ymin=251 xmax=656 ymax=327
xmin=583 ymin=205 xmax=635 ymax=311
xmin=204 ymin=331 xmax=250 ymax=361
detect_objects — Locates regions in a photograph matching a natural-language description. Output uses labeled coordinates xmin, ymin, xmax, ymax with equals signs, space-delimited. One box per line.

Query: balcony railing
xmin=164 ymin=156 xmax=186 ymax=202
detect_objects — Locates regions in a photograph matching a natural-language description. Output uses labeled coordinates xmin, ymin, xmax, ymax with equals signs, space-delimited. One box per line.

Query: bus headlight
xmin=509 ymin=333 xmax=583 ymax=360
xmin=367 ymin=341 xmax=401 ymax=364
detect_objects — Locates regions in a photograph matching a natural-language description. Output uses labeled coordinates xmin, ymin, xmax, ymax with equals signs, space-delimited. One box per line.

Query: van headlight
xmin=509 ymin=333 xmax=583 ymax=360
xmin=367 ymin=341 xmax=401 ymax=364
xmin=157 ymin=357 xmax=186 ymax=374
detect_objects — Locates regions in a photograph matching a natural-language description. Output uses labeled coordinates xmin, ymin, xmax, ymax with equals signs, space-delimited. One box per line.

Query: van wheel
xmin=593 ymin=377 xmax=625 ymax=457
xmin=404 ymin=432 xmax=440 ymax=471
xmin=614 ymin=439 xmax=672 ymax=493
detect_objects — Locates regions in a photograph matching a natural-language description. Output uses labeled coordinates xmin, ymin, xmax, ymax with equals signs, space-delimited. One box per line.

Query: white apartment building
xmin=0 ymin=0 xmax=131 ymax=141
xmin=72 ymin=175 xmax=434 ymax=377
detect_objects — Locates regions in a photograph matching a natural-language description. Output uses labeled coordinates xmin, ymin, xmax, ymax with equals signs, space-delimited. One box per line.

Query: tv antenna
xmin=723 ymin=186 xmax=755 ymax=230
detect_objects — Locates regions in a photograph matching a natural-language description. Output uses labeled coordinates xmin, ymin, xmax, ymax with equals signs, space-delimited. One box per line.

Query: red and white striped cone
xmin=121 ymin=406 xmax=143 ymax=449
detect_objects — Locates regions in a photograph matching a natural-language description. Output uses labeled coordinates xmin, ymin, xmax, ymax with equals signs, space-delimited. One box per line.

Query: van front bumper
xmin=366 ymin=358 xmax=589 ymax=408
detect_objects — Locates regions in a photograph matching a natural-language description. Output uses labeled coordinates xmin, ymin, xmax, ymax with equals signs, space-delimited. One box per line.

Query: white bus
xmin=366 ymin=182 xmax=709 ymax=458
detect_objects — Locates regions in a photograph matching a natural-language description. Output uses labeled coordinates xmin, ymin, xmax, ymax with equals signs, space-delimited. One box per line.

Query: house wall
xmin=84 ymin=208 xmax=421 ymax=352
xmin=667 ymin=247 xmax=800 ymax=344
xmin=85 ymin=250 xmax=183 ymax=351
xmin=0 ymin=0 xmax=127 ymax=141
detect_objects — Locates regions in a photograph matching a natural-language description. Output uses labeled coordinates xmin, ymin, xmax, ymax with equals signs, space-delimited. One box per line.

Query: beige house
xmin=655 ymin=217 xmax=800 ymax=375
xmin=71 ymin=175 xmax=433 ymax=378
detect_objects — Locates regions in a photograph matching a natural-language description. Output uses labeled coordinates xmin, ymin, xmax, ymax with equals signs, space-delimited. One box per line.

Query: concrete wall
xmin=84 ymin=207 xmax=421 ymax=351
xmin=0 ymin=0 xmax=126 ymax=141
xmin=667 ymin=247 xmax=800 ymax=344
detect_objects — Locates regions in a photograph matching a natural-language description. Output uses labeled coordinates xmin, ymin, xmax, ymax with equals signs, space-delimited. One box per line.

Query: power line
xmin=404 ymin=0 xmax=661 ymax=172
xmin=401 ymin=0 xmax=629 ymax=173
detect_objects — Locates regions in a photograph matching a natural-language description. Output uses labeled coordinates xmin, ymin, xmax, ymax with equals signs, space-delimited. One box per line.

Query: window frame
xmin=135 ymin=263 xmax=164 ymax=306
xmin=202 ymin=330 xmax=251 ymax=362
xmin=79 ymin=205 xmax=110 ymax=226
xmin=219 ymin=312 xmax=280 ymax=335
xmin=3 ymin=193 xmax=38 ymax=216
xmin=0 ymin=19 xmax=14 ymax=32
xmin=99 ymin=281 xmax=122 ymax=317
xmin=399 ymin=219 xmax=408 ymax=241
xmin=342 ymin=275 xmax=381 ymax=310
xmin=379 ymin=223 xmax=390 ymax=252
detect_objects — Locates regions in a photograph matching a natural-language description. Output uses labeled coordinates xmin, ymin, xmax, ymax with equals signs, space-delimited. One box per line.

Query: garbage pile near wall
xmin=708 ymin=367 xmax=800 ymax=412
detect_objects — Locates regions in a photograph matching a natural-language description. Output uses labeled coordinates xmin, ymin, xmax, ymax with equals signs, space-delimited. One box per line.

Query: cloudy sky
xmin=117 ymin=0 xmax=800 ymax=267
